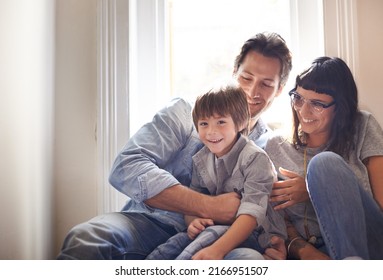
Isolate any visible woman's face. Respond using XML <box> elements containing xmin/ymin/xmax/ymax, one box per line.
<box><xmin>293</xmin><ymin>86</ymin><xmax>336</xmax><ymax>146</ymax></box>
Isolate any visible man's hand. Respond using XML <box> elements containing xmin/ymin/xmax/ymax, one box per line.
<box><xmin>263</xmin><ymin>236</ymin><xmax>287</xmax><ymax>260</ymax></box>
<box><xmin>271</xmin><ymin>167</ymin><xmax>309</xmax><ymax>210</ymax></box>
<box><xmin>145</xmin><ymin>185</ymin><xmax>240</xmax><ymax>224</ymax></box>
<box><xmin>205</xmin><ymin>192</ymin><xmax>241</xmax><ymax>224</ymax></box>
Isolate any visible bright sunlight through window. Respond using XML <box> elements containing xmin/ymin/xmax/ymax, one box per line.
<box><xmin>168</xmin><ymin>0</ymin><xmax>323</xmax><ymax>131</ymax></box>
<box><xmin>128</xmin><ymin>0</ymin><xmax>324</xmax><ymax>135</ymax></box>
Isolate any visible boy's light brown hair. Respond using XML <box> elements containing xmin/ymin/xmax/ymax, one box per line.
<box><xmin>192</xmin><ymin>82</ymin><xmax>250</xmax><ymax>135</ymax></box>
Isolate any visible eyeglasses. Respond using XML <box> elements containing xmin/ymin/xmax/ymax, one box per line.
<box><xmin>289</xmin><ymin>90</ymin><xmax>335</xmax><ymax>114</ymax></box>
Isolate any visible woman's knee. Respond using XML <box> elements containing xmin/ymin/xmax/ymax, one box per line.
<box><xmin>306</xmin><ymin>151</ymin><xmax>356</xmax><ymax>198</ymax></box>
<box><xmin>307</xmin><ymin>151</ymin><xmax>344</xmax><ymax>174</ymax></box>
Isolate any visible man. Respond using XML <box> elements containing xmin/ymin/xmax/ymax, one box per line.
<box><xmin>57</xmin><ymin>32</ymin><xmax>292</xmax><ymax>260</ymax></box>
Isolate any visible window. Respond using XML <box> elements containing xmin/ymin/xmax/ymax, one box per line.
<box><xmin>169</xmin><ymin>0</ymin><xmax>292</xmax><ymax>101</ymax></box>
<box><xmin>129</xmin><ymin>0</ymin><xmax>325</xmax><ymax>135</ymax></box>
<box><xmin>97</xmin><ymin>0</ymin><xmax>357</xmax><ymax>213</ymax></box>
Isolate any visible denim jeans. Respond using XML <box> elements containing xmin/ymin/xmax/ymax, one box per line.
<box><xmin>146</xmin><ymin>225</ymin><xmax>264</xmax><ymax>260</ymax></box>
<box><xmin>225</xmin><ymin>248</ymin><xmax>264</xmax><ymax>260</ymax></box>
<box><xmin>57</xmin><ymin>212</ymin><xmax>178</xmax><ymax>259</ymax></box>
<box><xmin>307</xmin><ymin>152</ymin><xmax>383</xmax><ymax>260</ymax></box>
<box><xmin>57</xmin><ymin>213</ymin><xmax>263</xmax><ymax>260</ymax></box>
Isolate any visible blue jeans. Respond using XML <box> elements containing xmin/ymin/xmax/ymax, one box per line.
<box><xmin>57</xmin><ymin>213</ymin><xmax>262</xmax><ymax>260</ymax></box>
<box><xmin>146</xmin><ymin>225</ymin><xmax>264</xmax><ymax>260</ymax></box>
<box><xmin>57</xmin><ymin>212</ymin><xmax>177</xmax><ymax>259</ymax></box>
<box><xmin>307</xmin><ymin>152</ymin><xmax>383</xmax><ymax>260</ymax></box>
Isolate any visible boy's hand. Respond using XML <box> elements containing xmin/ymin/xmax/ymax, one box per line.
<box><xmin>187</xmin><ymin>218</ymin><xmax>214</xmax><ymax>239</ymax></box>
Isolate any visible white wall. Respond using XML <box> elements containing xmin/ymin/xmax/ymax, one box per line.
<box><xmin>356</xmin><ymin>0</ymin><xmax>383</xmax><ymax>125</ymax></box>
<box><xmin>53</xmin><ymin>0</ymin><xmax>98</xmax><ymax>257</ymax></box>
<box><xmin>0</xmin><ymin>0</ymin><xmax>98</xmax><ymax>259</ymax></box>
<box><xmin>0</xmin><ymin>0</ymin><xmax>55</xmax><ymax>259</ymax></box>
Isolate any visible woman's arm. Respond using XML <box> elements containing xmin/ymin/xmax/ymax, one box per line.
<box><xmin>364</xmin><ymin>155</ymin><xmax>383</xmax><ymax>209</ymax></box>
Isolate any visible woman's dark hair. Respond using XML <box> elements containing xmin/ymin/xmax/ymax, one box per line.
<box><xmin>234</xmin><ymin>32</ymin><xmax>292</xmax><ymax>87</ymax></box>
<box><xmin>291</xmin><ymin>56</ymin><xmax>359</xmax><ymax>157</ymax></box>
<box><xmin>192</xmin><ymin>82</ymin><xmax>250</xmax><ymax>135</ymax></box>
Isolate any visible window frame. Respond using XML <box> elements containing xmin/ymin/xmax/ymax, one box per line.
<box><xmin>97</xmin><ymin>0</ymin><xmax>358</xmax><ymax>213</ymax></box>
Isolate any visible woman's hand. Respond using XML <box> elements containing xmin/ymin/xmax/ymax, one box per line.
<box><xmin>271</xmin><ymin>167</ymin><xmax>310</xmax><ymax>210</ymax></box>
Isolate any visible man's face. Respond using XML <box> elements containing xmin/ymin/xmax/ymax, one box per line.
<box><xmin>234</xmin><ymin>50</ymin><xmax>283</xmax><ymax>126</ymax></box>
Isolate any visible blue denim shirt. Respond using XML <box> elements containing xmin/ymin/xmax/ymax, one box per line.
<box><xmin>109</xmin><ymin>98</ymin><xmax>272</xmax><ymax>231</ymax></box>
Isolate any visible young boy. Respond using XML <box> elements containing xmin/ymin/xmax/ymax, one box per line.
<box><xmin>146</xmin><ymin>82</ymin><xmax>286</xmax><ymax>260</ymax></box>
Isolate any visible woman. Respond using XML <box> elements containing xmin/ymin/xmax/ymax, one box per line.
<box><xmin>265</xmin><ymin>56</ymin><xmax>383</xmax><ymax>259</ymax></box>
